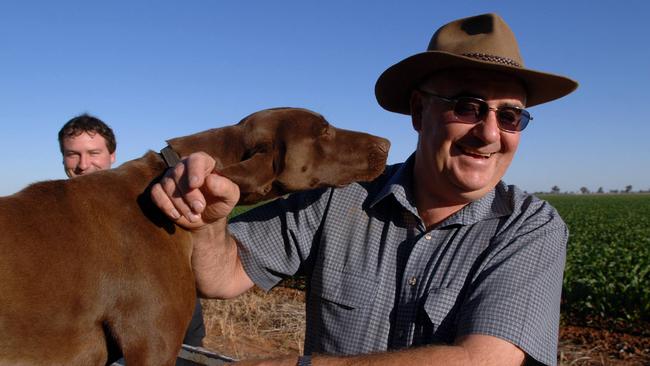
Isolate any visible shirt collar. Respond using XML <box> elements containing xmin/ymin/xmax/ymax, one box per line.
<box><xmin>370</xmin><ymin>153</ymin><xmax>419</xmax><ymax>218</ymax></box>
<box><xmin>370</xmin><ymin>154</ymin><xmax>512</xmax><ymax>227</ymax></box>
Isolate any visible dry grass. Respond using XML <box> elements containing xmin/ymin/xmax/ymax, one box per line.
<box><xmin>558</xmin><ymin>344</ymin><xmax>614</xmax><ymax>365</ymax></box>
<box><xmin>200</xmin><ymin>286</ymin><xmax>305</xmax><ymax>361</ymax></box>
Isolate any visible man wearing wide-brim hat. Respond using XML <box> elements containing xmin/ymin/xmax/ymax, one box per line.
<box><xmin>152</xmin><ymin>12</ymin><xmax>577</xmax><ymax>366</ymax></box>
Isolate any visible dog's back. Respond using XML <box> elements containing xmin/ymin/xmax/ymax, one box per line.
<box><xmin>0</xmin><ymin>155</ymin><xmax>196</xmax><ymax>365</ymax></box>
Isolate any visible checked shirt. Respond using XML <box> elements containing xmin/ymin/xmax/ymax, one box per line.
<box><xmin>230</xmin><ymin>156</ymin><xmax>567</xmax><ymax>366</ymax></box>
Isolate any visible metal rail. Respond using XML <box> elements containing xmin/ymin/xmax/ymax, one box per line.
<box><xmin>110</xmin><ymin>344</ymin><xmax>236</xmax><ymax>365</ymax></box>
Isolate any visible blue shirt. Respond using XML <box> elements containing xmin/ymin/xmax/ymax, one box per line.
<box><xmin>230</xmin><ymin>156</ymin><xmax>567</xmax><ymax>366</ymax></box>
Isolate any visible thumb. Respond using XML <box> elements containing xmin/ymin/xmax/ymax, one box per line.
<box><xmin>200</xmin><ymin>173</ymin><xmax>240</xmax><ymax>223</ymax></box>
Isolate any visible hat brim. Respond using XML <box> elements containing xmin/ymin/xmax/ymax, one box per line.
<box><xmin>375</xmin><ymin>51</ymin><xmax>578</xmax><ymax>115</ymax></box>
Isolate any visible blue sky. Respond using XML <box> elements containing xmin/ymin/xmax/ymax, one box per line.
<box><xmin>1</xmin><ymin>0</ymin><xmax>649</xmax><ymax>195</ymax></box>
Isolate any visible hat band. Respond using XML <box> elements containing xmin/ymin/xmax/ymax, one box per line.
<box><xmin>462</xmin><ymin>53</ymin><xmax>521</xmax><ymax>67</ymax></box>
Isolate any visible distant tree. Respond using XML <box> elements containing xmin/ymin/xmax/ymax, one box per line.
<box><xmin>610</xmin><ymin>189</ymin><xmax>619</xmax><ymax>194</ymax></box>
<box><xmin>597</xmin><ymin>187</ymin><xmax>604</xmax><ymax>194</ymax></box>
<box><xmin>551</xmin><ymin>185</ymin><xmax>561</xmax><ymax>194</ymax></box>
<box><xmin>624</xmin><ymin>185</ymin><xmax>633</xmax><ymax>193</ymax></box>
<box><xmin>580</xmin><ymin>187</ymin><xmax>590</xmax><ymax>194</ymax></box>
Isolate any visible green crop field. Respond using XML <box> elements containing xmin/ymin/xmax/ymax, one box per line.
<box><xmin>540</xmin><ymin>194</ymin><xmax>650</xmax><ymax>334</ymax></box>
<box><xmin>233</xmin><ymin>193</ymin><xmax>650</xmax><ymax>335</ymax></box>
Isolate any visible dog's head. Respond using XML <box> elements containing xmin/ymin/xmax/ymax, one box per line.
<box><xmin>240</xmin><ymin>108</ymin><xmax>390</xmax><ymax>193</ymax></box>
<box><xmin>167</xmin><ymin>107</ymin><xmax>390</xmax><ymax>204</ymax></box>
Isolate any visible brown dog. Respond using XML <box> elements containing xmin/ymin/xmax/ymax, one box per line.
<box><xmin>0</xmin><ymin>108</ymin><xmax>389</xmax><ymax>366</ymax></box>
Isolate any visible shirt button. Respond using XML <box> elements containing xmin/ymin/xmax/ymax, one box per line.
<box><xmin>408</xmin><ymin>276</ymin><xmax>417</xmax><ymax>286</ymax></box>
<box><xmin>425</xmin><ymin>234</ymin><xmax>432</xmax><ymax>240</ymax></box>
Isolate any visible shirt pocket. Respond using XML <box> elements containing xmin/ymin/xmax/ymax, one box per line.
<box><xmin>317</xmin><ymin>270</ymin><xmax>378</xmax><ymax>309</ymax></box>
<box><xmin>416</xmin><ymin>287</ymin><xmax>460</xmax><ymax>344</ymax></box>
<box><xmin>307</xmin><ymin>271</ymin><xmax>379</xmax><ymax>354</ymax></box>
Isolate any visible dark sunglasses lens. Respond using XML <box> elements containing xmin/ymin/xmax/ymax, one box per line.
<box><xmin>496</xmin><ymin>108</ymin><xmax>521</xmax><ymax>131</ymax></box>
<box><xmin>497</xmin><ymin>108</ymin><xmax>530</xmax><ymax>132</ymax></box>
<box><xmin>453</xmin><ymin>98</ymin><xmax>484</xmax><ymax>122</ymax></box>
<box><xmin>451</xmin><ymin>97</ymin><xmax>531</xmax><ymax>132</ymax></box>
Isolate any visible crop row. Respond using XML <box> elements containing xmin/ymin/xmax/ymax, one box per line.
<box><xmin>541</xmin><ymin>194</ymin><xmax>650</xmax><ymax>334</ymax></box>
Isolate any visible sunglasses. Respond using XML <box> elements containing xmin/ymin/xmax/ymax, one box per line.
<box><xmin>418</xmin><ymin>90</ymin><xmax>533</xmax><ymax>132</ymax></box>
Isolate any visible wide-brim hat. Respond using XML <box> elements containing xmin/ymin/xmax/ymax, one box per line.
<box><xmin>375</xmin><ymin>13</ymin><xmax>578</xmax><ymax>115</ymax></box>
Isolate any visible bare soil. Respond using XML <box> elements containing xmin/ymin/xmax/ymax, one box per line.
<box><xmin>558</xmin><ymin>326</ymin><xmax>649</xmax><ymax>365</ymax></box>
<box><xmin>200</xmin><ymin>287</ymin><xmax>650</xmax><ymax>365</ymax></box>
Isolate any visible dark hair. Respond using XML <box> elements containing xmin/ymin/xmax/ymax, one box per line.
<box><xmin>58</xmin><ymin>114</ymin><xmax>116</xmax><ymax>154</ymax></box>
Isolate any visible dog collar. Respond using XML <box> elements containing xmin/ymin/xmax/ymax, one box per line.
<box><xmin>160</xmin><ymin>145</ymin><xmax>181</xmax><ymax>167</ymax></box>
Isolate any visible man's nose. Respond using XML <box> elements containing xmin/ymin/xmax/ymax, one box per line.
<box><xmin>78</xmin><ymin>154</ymin><xmax>91</xmax><ymax>170</ymax></box>
<box><xmin>472</xmin><ymin>110</ymin><xmax>501</xmax><ymax>144</ymax></box>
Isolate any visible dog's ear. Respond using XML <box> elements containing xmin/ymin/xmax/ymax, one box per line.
<box><xmin>217</xmin><ymin>152</ymin><xmax>276</xmax><ymax>203</ymax></box>
<box><xmin>242</xmin><ymin>113</ymin><xmax>278</xmax><ymax>148</ymax></box>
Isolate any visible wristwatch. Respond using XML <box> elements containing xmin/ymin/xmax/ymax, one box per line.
<box><xmin>297</xmin><ymin>355</ymin><xmax>312</xmax><ymax>366</ymax></box>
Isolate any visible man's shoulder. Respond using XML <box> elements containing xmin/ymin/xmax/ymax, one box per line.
<box><xmin>495</xmin><ymin>182</ymin><xmax>567</xmax><ymax>234</ymax></box>
<box><xmin>497</xmin><ymin>182</ymin><xmax>557</xmax><ymax>213</ymax></box>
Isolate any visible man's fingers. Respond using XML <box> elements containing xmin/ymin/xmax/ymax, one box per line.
<box><xmin>150</xmin><ymin>183</ymin><xmax>181</xmax><ymax>220</ymax></box>
<box><xmin>200</xmin><ymin>173</ymin><xmax>240</xmax><ymax>223</ymax></box>
<box><xmin>186</xmin><ymin>152</ymin><xmax>217</xmax><ymax>190</ymax></box>
<box><xmin>151</xmin><ymin>183</ymin><xmax>208</xmax><ymax>229</ymax></box>
<box><xmin>204</xmin><ymin>173</ymin><xmax>240</xmax><ymax>205</ymax></box>
<box><xmin>150</xmin><ymin>151</ymin><xmax>232</xmax><ymax>227</ymax></box>
<box><xmin>160</xmin><ymin>163</ymin><xmax>205</xmax><ymax>222</ymax></box>
<box><xmin>171</xmin><ymin>162</ymin><xmax>192</xmax><ymax>196</ymax></box>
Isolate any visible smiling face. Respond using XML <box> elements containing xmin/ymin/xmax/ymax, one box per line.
<box><xmin>62</xmin><ymin>132</ymin><xmax>116</xmax><ymax>178</ymax></box>
<box><xmin>411</xmin><ymin>68</ymin><xmax>527</xmax><ymax>206</ymax></box>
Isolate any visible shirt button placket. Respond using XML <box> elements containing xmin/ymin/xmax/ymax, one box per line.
<box><xmin>397</xmin><ymin>232</ymin><xmax>432</xmax><ymax>347</ymax></box>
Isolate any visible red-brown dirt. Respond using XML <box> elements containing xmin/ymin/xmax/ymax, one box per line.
<box><xmin>558</xmin><ymin>326</ymin><xmax>649</xmax><ymax>365</ymax></box>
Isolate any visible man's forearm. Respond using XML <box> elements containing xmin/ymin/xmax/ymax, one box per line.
<box><xmin>190</xmin><ymin>218</ymin><xmax>254</xmax><ymax>299</ymax></box>
<box><xmin>235</xmin><ymin>334</ymin><xmax>524</xmax><ymax>366</ymax></box>
<box><xmin>310</xmin><ymin>334</ymin><xmax>524</xmax><ymax>366</ymax></box>
<box><xmin>236</xmin><ymin>345</ymin><xmax>475</xmax><ymax>366</ymax></box>
<box><xmin>310</xmin><ymin>345</ymin><xmax>469</xmax><ymax>366</ymax></box>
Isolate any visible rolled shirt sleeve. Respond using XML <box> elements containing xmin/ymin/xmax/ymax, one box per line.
<box><xmin>229</xmin><ymin>188</ymin><xmax>331</xmax><ymax>291</ymax></box>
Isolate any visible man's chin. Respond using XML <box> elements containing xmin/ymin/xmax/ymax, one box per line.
<box><xmin>451</xmin><ymin>177</ymin><xmax>498</xmax><ymax>201</ymax></box>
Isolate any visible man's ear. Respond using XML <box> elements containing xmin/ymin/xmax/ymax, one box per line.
<box><xmin>410</xmin><ymin>91</ymin><xmax>423</xmax><ymax>132</ymax></box>
<box><xmin>110</xmin><ymin>152</ymin><xmax>116</xmax><ymax>165</ymax></box>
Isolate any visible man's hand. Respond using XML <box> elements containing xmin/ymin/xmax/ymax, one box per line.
<box><xmin>151</xmin><ymin>152</ymin><xmax>240</xmax><ymax>230</ymax></box>
<box><xmin>151</xmin><ymin>152</ymin><xmax>253</xmax><ymax>298</ymax></box>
